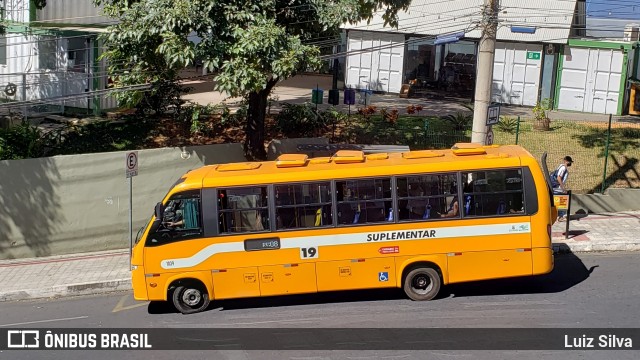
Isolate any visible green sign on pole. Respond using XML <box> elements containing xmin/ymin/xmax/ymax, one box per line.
<box><xmin>527</xmin><ymin>52</ymin><xmax>541</xmax><ymax>60</ymax></box>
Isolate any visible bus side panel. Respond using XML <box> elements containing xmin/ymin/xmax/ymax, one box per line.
<box><xmin>395</xmin><ymin>254</ymin><xmax>449</xmax><ymax>286</ymax></box>
<box><xmin>211</xmin><ymin>267</ymin><xmax>261</xmax><ymax>300</ymax></box>
<box><xmin>316</xmin><ymin>257</ymin><xmax>396</xmax><ymax>292</ymax></box>
<box><xmin>532</xmin><ymin>248</ymin><xmax>554</xmax><ymax>275</ymax></box>
<box><xmin>132</xmin><ymin>242</ymin><xmax>148</xmax><ymax>300</ymax></box>
<box><xmin>258</xmin><ymin>263</ymin><xmax>318</xmax><ymax>296</ymax></box>
<box><xmin>523</xmin><ymin>157</ymin><xmax>554</xmax><ymax>249</ymax></box>
<box><xmin>132</xmin><ymin>266</ymin><xmax>148</xmax><ymax>301</ymax></box>
<box><xmin>145</xmin><ymin>271</ymin><xmax>213</xmax><ymax>301</ymax></box>
<box><xmin>447</xmin><ymin>249</ymin><xmax>533</xmax><ymax>283</ymax></box>
<box><xmin>522</xmin><ymin>157</ymin><xmax>555</xmax><ymax>276</ymax></box>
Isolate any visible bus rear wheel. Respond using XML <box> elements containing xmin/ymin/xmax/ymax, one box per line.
<box><xmin>403</xmin><ymin>267</ymin><xmax>441</xmax><ymax>301</ymax></box>
<box><xmin>172</xmin><ymin>284</ymin><xmax>210</xmax><ymax>314</ymax></box>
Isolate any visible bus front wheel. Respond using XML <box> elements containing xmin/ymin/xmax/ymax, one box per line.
<box><xmin>403</xmin><ymin>267</ymin><xmax>441</xmax><ymax>301</ymax></box>
<box><xmin>172</xmin><ymin>284</ymin><xmax>210</xmax><ymax>314</ymax></box>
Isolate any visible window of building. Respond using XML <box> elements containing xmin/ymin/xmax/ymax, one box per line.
<box><xmin>0</xmin><ymin>35</ymin><xmax>6</xmax><ymax>66</ymax></box>
<box><xmin>275</xmin><ymin>182</ymin><xmax>332</xmax><ymax>230</ymax></box>
<box><xmin>38</xmin><ymin>35</ymin><xmax>58</xmax><ymax>70</ymax></box>
<box><xmin>147</xmin><ymin>190</ymin><xmax>202</xmax><ymax>246</ymax></box>
<box><xmin>67</xmin><ymin>37</ymin><xmax>87</xmax><ymax>72</ymax></box>
<box><xmin>396</xmin><ymin>173</ymin><xmax>458</xmax><ymax>221</ymax></box>
<box><xmin>461</xmin><ymin>169</ymin><xmax>525</xmax><ymax>217</ymax></box>
<box><xmin>336</xmin><ymin>178</ymin><xmax>392</xmax><ymax>225</ymax></box>
<box><xmin>218</xmin><ymin>187</ymin><xmax>269</xmax><ymax>234</ymax></box>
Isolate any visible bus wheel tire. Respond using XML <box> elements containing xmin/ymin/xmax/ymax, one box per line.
<box><xmin>172</xmin><ymin>285</ymin><xmax>210</xmax><ymax>314</ymax></box>
<box><xmin>403</xmin><ymin>267</ymin><xmax>441</xmax><ymax>301</ymax></box>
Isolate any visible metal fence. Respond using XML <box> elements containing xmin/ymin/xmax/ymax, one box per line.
<box><xmin>502</xmin><ymin>116</ymin><xmax>640</xmax><ymax>195</ymax></box>
<box><xmin>331</xmin><ymin>115</ymin><xmax>640</xmax><ymax>195</ymax></box>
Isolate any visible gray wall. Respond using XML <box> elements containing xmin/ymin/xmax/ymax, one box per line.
<box><xmin>0</xmin><ymin>144</ymin><xmax>245</xmax><ymax>260</ymax></box>
<box><xmin>2</xmin><ymin>139</ymin><xmax>638</xmax><ymax>259</ymax></box>
<box><xmin>572</xmin><ymin>189</ymin><xmax>640</xmax><ymax>214</ymax></box>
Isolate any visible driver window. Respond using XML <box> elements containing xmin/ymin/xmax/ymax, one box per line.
<box><xmin>149</xmin><ymin>191</ymin><xmax>202</xmax><ymax>245</ymax></box>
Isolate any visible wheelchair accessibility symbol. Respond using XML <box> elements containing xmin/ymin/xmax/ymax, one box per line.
<box><xmin>378</xmin><ymin>272</ymin><xmax>389</xmax><ymax>282</ymax></box>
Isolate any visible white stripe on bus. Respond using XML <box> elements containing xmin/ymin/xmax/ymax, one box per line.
<box><xmin>160</xmin><ymin>222</ymin><xmax>531</xmax><ymax>269</ymax></box>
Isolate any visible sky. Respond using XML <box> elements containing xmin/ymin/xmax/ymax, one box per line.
<box><xmin>587</xmin><ymin>0</ymin><xmax>640</xmax><ymax>20</ymax></box>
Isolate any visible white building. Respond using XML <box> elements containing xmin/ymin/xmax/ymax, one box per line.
<box><xmin>340</xmin><ymin>0</ymin><xmax>640</xmax><ymax>115</ymax></box>
<box><xmin>0</xmin><ymin>0</ymin><xmax>117</xmax><ymax>115</ymax></box>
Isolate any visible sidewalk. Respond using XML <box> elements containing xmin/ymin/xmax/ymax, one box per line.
<box><xmin>1</xmin><ymin>211</ymin><xmax>639</xmax><ymax>302</ymax></box>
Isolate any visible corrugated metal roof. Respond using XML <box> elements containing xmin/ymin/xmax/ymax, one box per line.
<box><xmin>343</xmin><ymin>0</ymin><xmax>578</xmax><ymax>44</ymax></box>
<box><xmin>36</xmin><ymin>0</ymin><xmax>112</xmax><ymax>26</ymax></box>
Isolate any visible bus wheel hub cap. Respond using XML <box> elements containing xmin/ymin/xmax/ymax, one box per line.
<box><xmin>183</xmin><ymin>289</ymin><xmax>201</xmax><ymax>306</ymax></box>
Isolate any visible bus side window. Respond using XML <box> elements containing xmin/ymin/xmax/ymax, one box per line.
<box><xmin>275</xmin><ymin>182</ymin><xmax>333</xmax><ymax>230</ymax></box>
<box><xmin>397</xmin><ymin>173</ymin><xmax>457</xmax><ymax>221</ymax></box>
<box><xmin>147</xmin><ymin>190</ymin><xmax>203</xmax><ymax>246</ymax></box>
<box><xmin>218</xmin><ymin>186</ymin><xmax>269</xmax><ymax>234</ymax></box>
<box><xmin>462</xmin><ymin>169</ymin><xmax>525</xmax><ymax>217</ymax></box>
<box><xmin>336</xmin><ymin>178</ymin><xmax>392</xmax><ymax>225</ymax></box>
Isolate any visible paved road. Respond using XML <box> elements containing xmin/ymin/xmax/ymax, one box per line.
<box><xmin>1</xmin><ymin>252</ymin><xmax>639</xmax><ymax>359</ymax></box>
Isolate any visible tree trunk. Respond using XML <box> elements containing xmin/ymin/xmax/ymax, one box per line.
<box><xmin>244</xmin><ymin>79</ymin><xmax>278</xmax><ymax>161</ymax></box>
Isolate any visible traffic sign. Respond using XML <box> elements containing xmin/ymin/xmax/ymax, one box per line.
<box><xmin>486</xmin><ymin>104</ymin><xmax>501</xmax><ymax>126</ymax></box>
<box><xmin>486</xmin><ymin>128</ymin><xmax>495</xmax><ymax>145</ymax></box>
<box><xmin>126</xmin><ymin>151</ymin><xmax>138</xmax><ymax>178</ymax></box>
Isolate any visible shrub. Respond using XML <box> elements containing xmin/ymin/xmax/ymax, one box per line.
<box><xmin>496</xmin><ymin>116</ymin><xmax>519</xmax><ymax>134</ymax></box>
<box><xmin>442</xmin><ymin>112</ymin><xmax>472</xmax><ymax>131</ymax></box>
<box><xmin>356</xmin><ymin>105</ymin><xmax>377</xmax><ymax>119</ymax></box>
<box><xmin>275</xmin><ymin>103</ymin><xmax>329</xmax><ymax>137</ymax></box>
<box><xmin>533</xmin><ymin>101</ymin><xmax>551</xmax><ymax>131</ymax></box>
<box><xmin>0</xmin><ymin>120</ymin><xmax>63</xmax><ymax>160</ymax></box>
<box><xmin>380</xmin><ymin>107</ymin><xmax>399</xmax><ymax>124</ymax></box>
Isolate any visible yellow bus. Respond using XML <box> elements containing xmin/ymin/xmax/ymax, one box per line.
<box><xmin>131</xmin><ymin>143</ymin><xmax>557</xmax><ymax>314</ymax></box>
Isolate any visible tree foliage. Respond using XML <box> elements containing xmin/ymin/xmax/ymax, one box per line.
<box><xmin>95</xmin><ymin>0</ymin><xmax>410</xmax><ymax>159</ymax></box>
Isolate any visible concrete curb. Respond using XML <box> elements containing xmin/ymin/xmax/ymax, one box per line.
<box><xmin>553</xmin><ymin>242</ymin><xmax>640</xmax><ymax>254</ymax></box>
<box><xmin>0</xmin><ymin>279</ymin><xmax>132</xmax><ymax>302</ymax></box>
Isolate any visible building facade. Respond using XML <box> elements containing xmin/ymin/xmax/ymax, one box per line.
<box><xmin>342</xmin><ymin>0</ymin><xmax>640</xmax><ymax>115</ymax></box>
<box><xmin>0</xmin><ymin>0</ymin><xmax>117</xmax><ymax>116</ymax></box>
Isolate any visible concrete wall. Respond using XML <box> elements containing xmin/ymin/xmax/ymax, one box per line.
<box><xmin>2</xmin><ymin>139</ymin><xmax>638</xmax><ymax>259</ymax></box>
<box><xmin>572</xmin><ymin>189</ymin><xmax>640</xmax><ymax>214</ymax></box>
<box><xmin>0</xmin><ymin>144</ymin><xmax>245</xmax><ymax>260</ymax></box>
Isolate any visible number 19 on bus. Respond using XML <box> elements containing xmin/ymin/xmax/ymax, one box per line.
<box><xmin>300</xmin><ymin>247</ymin><xmax>318</xmax><ymax>259</ymax></box>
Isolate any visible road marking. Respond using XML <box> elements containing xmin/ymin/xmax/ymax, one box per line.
<box><xmin>0</xmin><ymin>316</ymin><xmax>88</xmax><ymax>327</ymax></box>
<box><xmin>461</xmin><ymin>300</ymin><xmax>564</xmax><ymax>307</ymax></box>
<box><xmin>209</xmin><ymin>317</ymin><xmax>325</xmax><ymax>326</ymax></box>
<box><xmin>217</xmin><ymin>351</ymin><xmax>251</xmax><ymax>360</ymax></box>
<box><xmin>112</xmin><ymin>294</ymin><xmax>149</xmax><ymax>313</ymax></box>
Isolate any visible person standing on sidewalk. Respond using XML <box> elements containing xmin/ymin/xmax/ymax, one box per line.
<box><xmin>550</xmin><ymin>156</ymin><xmax>573</xmax><ymax>221</ymax></box>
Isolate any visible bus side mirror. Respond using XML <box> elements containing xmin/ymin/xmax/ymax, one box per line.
<box><xmin>154</xmin><ymin>202</ymin><xmax>164</xmax><ymax>222</ymax></box>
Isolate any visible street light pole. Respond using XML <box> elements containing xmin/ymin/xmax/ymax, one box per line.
<box><xmin>471</xmin><ymin>0</ymin><xmax>499</xmax><ymax>144</ymax></box>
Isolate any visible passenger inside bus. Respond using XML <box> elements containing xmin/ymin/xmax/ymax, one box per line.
<box><xmin>406</xmin><ymin>181</ymin><xmax>429</xmax><ymax>218</ymax></box>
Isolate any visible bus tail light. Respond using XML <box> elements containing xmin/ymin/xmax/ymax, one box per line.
<box><xmin>547</xmin><ymin>224</ymin><xmax>552</xmax><ymax>239</ymax></box>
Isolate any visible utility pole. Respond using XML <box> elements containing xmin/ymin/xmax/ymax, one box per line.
<box><xmin>471</xmin><ymin>0</ymin><xmax>499</xmax><ymax>144</ymax></box>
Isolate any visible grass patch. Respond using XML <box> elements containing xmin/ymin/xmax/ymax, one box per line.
<box><xmin>493</xmin><ymin>119</ymin><xmax>640</xmax><ymax>194</ymax></box>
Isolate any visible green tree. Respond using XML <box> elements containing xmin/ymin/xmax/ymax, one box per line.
<box><xmin>95</xmin><ymin>0</ymin><xmax>410</xmax><ymax>160</ymax></box>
